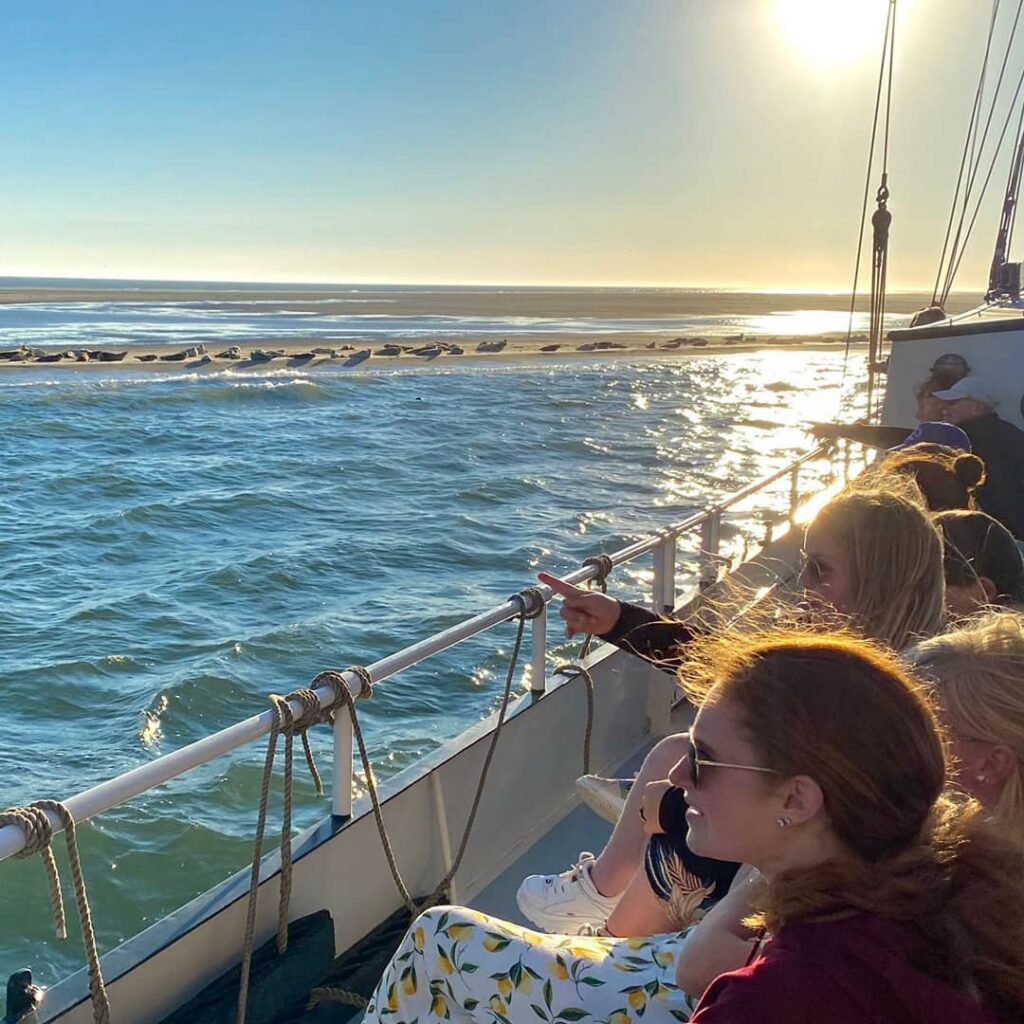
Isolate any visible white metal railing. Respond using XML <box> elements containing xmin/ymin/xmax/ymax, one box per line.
<box><xmin>0</xmin><ymin>440</ymin><xmax>854</xmax><ymax>863</ymax></box>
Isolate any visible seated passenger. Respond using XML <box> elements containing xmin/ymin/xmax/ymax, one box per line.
<box><xmin>910</xmin><ymin>611</ymin><xmax>1024</xmax><ymax>843</ymax></box>
<box><xmin>933</xmin><ymin>509</ymin><xmax>1024</xmax><ymax>615</ymax></box>
<box><xmin>875</xmin><ymin>442</ymin><xmax>986</xmax><ymax>511</ymax></box>
<box><xmin>363</xmin><ymin>632</ymin><xmax>1024</xmax><ymax>1024</ymax></box>
<box><xmin>930</xmin><ymin>377</ymin><xmax>1024</xmax><ymax>538</ymax></box>
<box><xmin>518</xmin><ymin>485</ymin><xmax>946</xmax><ymax>936</ymax></box>
<box><xmin>675</xmin><ymin>610</ymin><xmax>1024</xmax><ymax>1003</ymax></box>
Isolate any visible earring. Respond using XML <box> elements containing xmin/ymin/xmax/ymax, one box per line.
<box><xmin>976</xmin><ymin>774</ymin><xmax>988</xmax><ymax>783</ymax></box>
<box><xmin>776</xmin><ymin>817</ymin><xmax>791</xmax><ymax>828</ymax></box>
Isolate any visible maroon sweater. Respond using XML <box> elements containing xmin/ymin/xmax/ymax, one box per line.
<box><xmin>690</xmin><ymin>912</ymin><xmax>997</xmax><ymax>1024</ymax></box>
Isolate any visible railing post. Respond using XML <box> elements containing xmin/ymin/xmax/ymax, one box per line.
<box><xmin>651</xmin><ymin>539</ymin><xmax>665</xmax><ymax>613</ymax></box>
<box><xmin>843</xmin><ymin>437</ymin><xmax>851</xmax><ymax>482</ymax></box>
<box><xmin>659</xmin><ymin>534</ymin><xmax>677</xmax><ymax>613</ymax></box>
<box><xmin>333</xmin><ymin>712</ymin><xmax>354</xmax><ymax>818</ymax></box>
<box><xmin>531</xmin><ymin>604</ymin><xmax>548</xmax><ymax>691</ymax></box>
<box><xmin>789</xmin><ymin>465</ymin><xmax>800</xmax><ymax>521</ymax></box>
<box><xmin>699</xmin><ymin>512</ymin><xmax>721</xmax><ymax>591</ymax></box>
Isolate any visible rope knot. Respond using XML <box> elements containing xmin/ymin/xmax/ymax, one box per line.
<box><xmin>509</xmin><ymin>586</ymin><xmax>546</xmax><ymax>620</ymax></box>
<box><xmin>582</xmin><ymin>554</ymin><xmax>614</xmax><ymax>593</ymax></box>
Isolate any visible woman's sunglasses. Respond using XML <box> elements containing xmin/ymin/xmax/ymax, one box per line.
<box><xmin>686</xmin><ymin>736</ymin><xmax>779</xmax><ymax>788</ymax></box>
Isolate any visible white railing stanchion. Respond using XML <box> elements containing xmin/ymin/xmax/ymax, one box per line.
<box><xmin>531</xmin><ymin>604</ymin><xmax>548</xmax><ymax>692</ymax></box>
<box><xmin>651</xmin><ymin>538</ymin><xmax>665</xmax><ymax>613</ymax></box>
<box><xmin>659</xmin><ymin>534</ymin><xmax>677</xmax><ymax>613</ymax></box>
<box><xmin>699</xmin><ymin>512</ymin><xmax>721</xmax><ymax>591</ymax></box>
<box><xmin>789</xmin><ymin>465</ymin><xmax>800</xmax><ymax>520</ymax></box>
<box><xmin>333</xmin><ymin>710</ymin><xmax>354</xmax><ymax>818</ymax></box>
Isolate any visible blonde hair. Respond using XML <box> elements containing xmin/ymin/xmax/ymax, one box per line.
<box><xmin>910</xmin><ymin>611</ymin><xmax>1024</xmax><ymax>844</ymax></box>
<box><xmin>811</xmin><ymin>483</ymin><xmax>946</xmax><ymax>650</ymax></box>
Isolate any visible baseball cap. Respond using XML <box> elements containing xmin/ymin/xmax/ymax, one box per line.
<box><xmin>930</xmin><ymin>376</ymin><xmax>1000</xmax><ymax>408</ymax></box>
<box><xmin>890</xmin><ymin>421</ymin><xmax>973</xmax><ymax>452</ymax></box>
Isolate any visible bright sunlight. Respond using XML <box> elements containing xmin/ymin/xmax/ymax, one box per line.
<box><xmin>775</xmin><ymin>0</ymin><xmax>890</xmax><ymax>69</ymax></box>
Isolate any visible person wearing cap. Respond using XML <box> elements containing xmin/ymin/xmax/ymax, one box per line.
<box><xmin>931</xmin><ymin>377</ymin><xmax>1024</xmax><ymax>539</ymax></box>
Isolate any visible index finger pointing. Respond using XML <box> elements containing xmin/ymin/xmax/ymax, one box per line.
<box><xmin>537</xmin><ymin>571</ymin><xmax>587</xmax><ymax>600</ymax></box>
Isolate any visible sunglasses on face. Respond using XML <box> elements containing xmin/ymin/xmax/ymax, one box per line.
<box><xmin>685</xmin><ymin>735</ymin><xmax>779</xmax><ymax>789</ymax></box>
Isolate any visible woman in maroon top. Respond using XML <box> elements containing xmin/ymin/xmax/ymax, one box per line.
<box><xmin>672</xmin><ymin>631</ymin><xmax>1024</xmax><ymax>1023</ymax></box>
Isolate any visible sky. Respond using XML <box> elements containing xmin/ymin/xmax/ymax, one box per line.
<box><xmin>2</xmin><ymin>0</ymin><xmax>1022</xmax><ymax>290</ymax></box>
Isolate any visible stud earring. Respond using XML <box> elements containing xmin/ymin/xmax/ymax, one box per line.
<box><xmin>776</xmin><ymin>817</ymin><xmax>791</xmax><ymax>828</ymax></box>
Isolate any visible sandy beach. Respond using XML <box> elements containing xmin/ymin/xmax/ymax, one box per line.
<box><xmin>0</xmin><ymin>281</ymin><xmax>974</xmax><ymax>372</ymax></box>
<box><xmin>0</xmin><ymin>331</ymin><xmax>862</xmax><ymax>373</ymax></box>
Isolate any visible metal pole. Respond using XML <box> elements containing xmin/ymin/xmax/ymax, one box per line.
<box><xmin>332</xmin><ymin>712</ymin><xmax>354</xmax><ymax>818</ymax></box>
<box><xmin>659</xmin><ymin>535</ymin><xmax>677</xmax><ymax>613</ymax></box>
<box><xmin>699</xmin><ymin>512</ymin><xmax>721</xmax><ymax>591</ymax></box>
<box><xmin>789</xmin><ymin>466</ymin><xmax>800</xmax><ymax>520</ymax></box>
<box><xmin>531</xmin><ymin>605</ymin><xmax>547</xmax><ymax>692</ymax></box>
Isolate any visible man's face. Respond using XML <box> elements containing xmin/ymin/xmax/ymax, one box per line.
<box><xmin>941</xmin><ymin>398</ymin><xmax>987</xmax><ymax>424</ymax></box>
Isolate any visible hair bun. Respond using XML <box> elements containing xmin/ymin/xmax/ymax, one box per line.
<box><xmin>953</xmin><ymin>453</ymin><xmax>986</xmax><ymax>489</ymax></box>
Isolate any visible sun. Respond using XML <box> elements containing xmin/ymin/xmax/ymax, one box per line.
<box><xmin>775</xmin><ymin>0</ymin><xmax>890</xmax><ymax>69</ymax></box>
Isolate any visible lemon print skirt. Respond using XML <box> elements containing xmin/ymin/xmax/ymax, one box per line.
<box><xmin>365</xmin><ymin>904</ymin><xmax>697</xmax><ymax>1024</ymax></box>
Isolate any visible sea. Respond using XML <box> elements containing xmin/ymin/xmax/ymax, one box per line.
<box><xmin>0</xmin><ymin>280</ymin><xmax>908</xmax><ymax>986</ymax></box>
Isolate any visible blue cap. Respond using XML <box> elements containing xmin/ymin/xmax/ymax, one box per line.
<box><xmin>890</xmin><ymin>421</ymin><xmax>972</xmax><ymax>452</ymax></box>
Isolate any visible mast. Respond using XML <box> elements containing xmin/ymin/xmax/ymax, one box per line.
<box><xmin>986</xmin><ymin>124</ymin><xmax>1024</xmax><ymax>302</ymax></box>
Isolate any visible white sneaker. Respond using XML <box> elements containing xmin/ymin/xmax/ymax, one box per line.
<box><xmin>516</xmin><ymin>852</ymin><xmax>620</xmax><ymax>932</ymax></box>
<box><xmin>574</xmin><ymin>775</ymin><xmax>634</xmax><ymax>824</ymax></box>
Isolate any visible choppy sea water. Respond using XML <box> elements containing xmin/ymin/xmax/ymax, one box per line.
<box><xmin>0</xmin><ymin>349</ymin><xmax>865</xmax><ymax>985</ymax></box>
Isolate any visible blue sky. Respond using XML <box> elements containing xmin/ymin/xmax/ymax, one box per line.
<box><xmin>1</xmin><ymin>1</ymin><xmax>1018</xmax><ymax>288</ymax></box>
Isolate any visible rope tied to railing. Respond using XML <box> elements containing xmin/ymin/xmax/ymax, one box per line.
<box><xmin>582</xmin><ymin>553</ymin><xmax>613</xmax><ymax>594</ymax></box>
<box><xmin>235</xmin><ymin>672</ymin><xmax>371</xmax><ymax>1024</ymax></box>
<box><xmin>308</xmin><ymin>597</ymin><xmax>533</xmax><ymax>1013</ymax></box>
<box><xmin>0</xmin><ymin>802</ymin><xmax>111</xmax><ymax>1024</ymax></box>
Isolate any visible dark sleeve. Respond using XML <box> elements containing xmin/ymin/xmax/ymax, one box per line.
<box><xmin>818</xmin><ymin>422</ymin><xmax>911</xmax><ymax>449</ymax></box>
<box><xmin>599</xmin><ymin>600</ymin><xmax>698</xmax><ymax>674</ymax></box>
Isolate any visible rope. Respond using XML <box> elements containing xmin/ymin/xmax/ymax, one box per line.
<box><xmin>550</xmin><ymin>663</ymin><xmax>596</xmax><ymax>775</ymax></box>
<box><xmin>306</xmin><ymin>598</ymin><xmax>533</xmax><ymax>1012</ymax></box>
<box><xmin>838</xmin><ymin>0</ymin><xmax>897</xmax><ymax>420</ymax></box>
<box><xmin>0</xmin><ymin>802</ymin><xmax>111</xmax><ymax>1024</ymax></box>
<box><xmin>937</xmin><ymin>0</ymin><xmax>1024</xmax><ymax>306</ymax></box>
<box><xmin>235</xmin><ymin>677</ymin><xmax>354</xmax><ymax>1024</ymax></box>
<box><xmin>579</xmin><ymin>554</ymin><xmax>613</xmax><ymax>661</ymax></box>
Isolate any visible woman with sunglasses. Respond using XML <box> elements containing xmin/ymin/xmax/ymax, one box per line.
<box><xmin>518</xmin><ymin>484</ymin><xmax>946</xmax><ymax>939</ymax></box>
<box><xmin>362</xmin><ymin>629</ymin><xmax>1023</xmax><ymax>1023</ymax></box>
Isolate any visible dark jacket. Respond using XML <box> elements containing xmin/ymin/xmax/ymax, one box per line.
<box><xmin>599</xmin><ymin>600</ymin><xmax>696</xmax><ymax>673</ymax></box>
<box><xmin>960</xmin><ymin>412</ymin><xmax>1024</xmax><ymax>539</ymax></box>
<box><xmin>691</xmin><ymin>912</ymin><xmax>998</xmax><ymax>1024</ymax></box>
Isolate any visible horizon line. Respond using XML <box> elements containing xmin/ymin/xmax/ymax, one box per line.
<box><xmin>0</xmin><ymin>272</ymin><xmax>985</xmax><ymax>295</ymax></box>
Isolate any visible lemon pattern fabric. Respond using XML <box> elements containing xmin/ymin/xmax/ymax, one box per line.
<box><xmin>365</xmin><ymin>905</ymin><xmax>696</xmax><ymax>1024</ymax></box>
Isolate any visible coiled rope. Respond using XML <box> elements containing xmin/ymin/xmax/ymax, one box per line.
<box><xmin>0</xmin><ymin>802</ymin><xmax>111</xmax><ymax>1024</ymax></box>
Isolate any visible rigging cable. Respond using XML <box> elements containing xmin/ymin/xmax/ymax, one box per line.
<box><xmin>866</xmin><ymin>2</ymin><xmax>897</xmax><ymax>421</ymax></box>
<box><xmin>937</xmin><ymin>0</ymin><xmax>1024</xmax><ymax>306</ymax></box>
<box><xmin>945</xmin><ymin>53</ymin><xmax>1024</xmax><ymax>304</ymax></box>
<box><xmin>932</xmin><ymin>0</ymin><xmax>1004</xmax><ymax>306</ymax></box>
<box><xmin>837</xmin><ymin>0</ymin><xmax>898</xmax><ymax>420</ymax></box>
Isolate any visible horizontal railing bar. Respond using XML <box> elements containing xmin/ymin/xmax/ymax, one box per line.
<box><xmin>0</xmin><ymin>442</ymin><xmax>840</xmax><ymax>863</ymax></box>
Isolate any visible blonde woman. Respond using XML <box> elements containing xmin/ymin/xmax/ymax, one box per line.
<box><xmin>518</xmin><ymin>484</ymin><xmax>946</xmax><ymax>937</ymax></box>
<box><xmin>910</xmin><ymin>611</ymin><xmax>1024</xmax><ymax>842</ymax></box>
